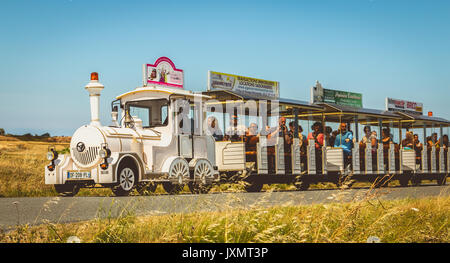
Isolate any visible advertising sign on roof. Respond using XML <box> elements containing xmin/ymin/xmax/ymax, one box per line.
<box><xmin>144</xmin><ymin>57</ymin><xmax>184</xmax><ymax>88</ymax></box>
<box><xmin>311</xmin><ymin>81</ymin><xmax>363</xmax><ymax>108</ymax></box>
<box><xmin>386</xmin><ymin>97</ymin><xmax>423</xmax><ymax>115</ymax></box>
<box><xmin>207</xmin><ymin>71</ymin><xmax>279</xmax><ymax>100</ymax></box>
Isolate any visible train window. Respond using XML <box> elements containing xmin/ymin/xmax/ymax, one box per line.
<box><xmin>129</xmin><ymin>105</ymin><xmax>150</xmax><ymax>127</ymax></box>
<box><xmin>127</xmin><ymin>99</ymin><xmax>169</xmax><ymax>128</ymax></box>
<box><xmin>161</xmin><ymin>105</ymin><xmax>168</xmax><ymax>125</ymax></box>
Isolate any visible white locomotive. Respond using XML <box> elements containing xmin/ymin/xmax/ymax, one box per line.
<box><xmin>45</xmin><ymin>60</ymin><xmax>221</xmax><ymax>196</ymax></box>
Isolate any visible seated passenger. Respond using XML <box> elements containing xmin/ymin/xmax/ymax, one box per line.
<box><xmin>382</xmin><ymin>128</ymin><xmax>392</xmax><ymax>148</ymax></box>
<box><xmin>360</xmin><ymin>126</ymin><xmax>377</xmax><ymax>149</ymax></box>
<box><xmin>371</xmin><ymin>131</ymin><xmax>379</xmax><ymax>145</ymax></box>
<box><xmin>245</xmin><ymin>123</ymin><xmax>259</xmax><ymax>162</ymax></box>
<box><xmin>427</xmin><ymin>133</ymin><xmax>439</xmax><ymax>149</ymax></box>
<box><xmin>334</xmin><ymin>123</ymin><xmax>354</xmax><ymax>164</ymax></box>
<box><xmin>401</xmin><ymin>131</ymin><xmax>414</xmax><ymax>150</ymax></box>
<box><xmin>267</xmin><ymin>117</ymin><xmax>291</xmax><ymax>146</ymax></box>
<box><xmin>426</xmin><ymin>136</ymin><xmax>433</xmax><ymax>148</ymax></box>
<box><xmin>414</xmin><ymin>134</ymin><xmax>423</xmax><ymax>150</ymax></box>
<box><xmin>289</xmin><ymin>122</ymin><xmax>307</xmax><ymax>169</ymax></box>
<box><xmin>205</xmin><ymin>116</ymin><xmax>223</xmax><ymax>141</ymax></box>
<box><xmin>307</xmin><ymin>122</ymin><xmax>324</xmax><ymax>173</ymax></box>
<box><xmin>442</xmin><ymin>135</ymin><xmax>449</xmax><ymax>150</ymax></box>
<box><xmin>307</xmin><ymin>122</ymin><xmax>324</xmax><ymax>150</ymax></box>
<box><xmin>247</xmin><ymin>122</ymin><xmax>259</xmax><ymax>136</ymax></box>
<box><xmin>267</xmin><ymin>117</ymin><xmax>293</xmax><ymax>172</ymax></box>
<box><xmin>381</xmin><ymin>128</ymin><xmax>393</xmax><ymax>169</ymax></box>
<box><xmin>324</xmin><ymin>126</ymin><xmax>333</xmax><ymax>147</ymax></box>
<box><xmin>288</xmin><ymin>121</ymin><xmax>307</xmax><ymax>146</ymax></box>
<box><xmin>414</xmin><ymin>134</ymin><xmax>423</xmax><ymax>164</ymax></box>
<box><xmin>361</xmin><ymin>126</ymin><xmax>372</xmax><ymax>144</ymax></box>
<box><xmin>224</xmin><ymin>114</ymin><xmax>246</xmax><ymax>142</ymax></box>
<box><xmin>245</xmin><ymin>123</ymin><xmax>260</xmax><ymax>149</ymax></box>
<box><xmin>329</xmin><ymin>130</ymin><xmax>338</xmax><ymax>147</ymax></box>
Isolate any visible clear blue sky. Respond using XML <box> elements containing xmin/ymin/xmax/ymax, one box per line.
<box><xmin>0</xmin><ymin>0</ymin><xmax>449</xmax><ymax>136</ymax></box>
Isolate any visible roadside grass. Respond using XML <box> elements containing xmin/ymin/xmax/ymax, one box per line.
<box><xmin>1</xmin><ymin>195</ymin><xmax>448</xmax><ymax>243</ymax></box>
<box><xmin>0</xmin><ymin>140</ymin><xmax>448</xmax><ymax>197</ymax></box>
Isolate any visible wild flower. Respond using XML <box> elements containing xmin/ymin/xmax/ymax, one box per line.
<box><xmin>367</xmin><ymin>236</ymin><xmax>381</xmax><ymax>243</ymax></box>
<box><xmin>67</xmin><ymin>236</ymin><xmax>81</xmax><ymax>243</ymax></box>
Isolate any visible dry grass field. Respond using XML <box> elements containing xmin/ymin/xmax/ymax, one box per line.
<box><xmin>0</xmin><ymin>140</ymin><xmax>62</xmax><ymax>197</ymax></box>
<box><xmin>0</xmin><ymin>139</ymin><xmax>112</xmax><ymax>197</ymax></box>
<box><xmin>1</xmin><ymin>195</ymin><xmax>448</xmax><ymax>243</ymax></box>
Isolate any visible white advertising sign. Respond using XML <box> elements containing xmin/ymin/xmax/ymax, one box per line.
<box><xmin>207</xmin><ymin>71</ymin><xmax>279</xmax><ymax>100</ymax></box>
<box><xmin>386</xmin><ymin>97</ymin><xmax>423</xmax><ymax>115</ymax></box>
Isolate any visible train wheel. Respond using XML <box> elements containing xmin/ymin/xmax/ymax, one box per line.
<box><xmin>169</xmin><ymin>158</ymin><xmax>190</xmax><ymax>185</ymax></box>
<box><xmin>244</xmin><ymin>181</ymin><xmax>263</xmax><ymax>192</ymax></box>
<box><xmin>54</xmin><ymin>184</ymin><xmax>80</xmax><ymax>197</ymax></box>
<box><xmin>189</xmin><ymin>160</ymin><xmax>213</xmax><ymax>194</ymax></box>
<box><xmin>437</xmin><ymin>175</ymin><xmax>447</xmax><ymax>186</ymax></box>
<box><xmin>294</xmin><ymin>181</ymin><xmax>310</xmax><ymax>191</ymax></box>
<box><xmin>294</xmin><ymin>176</ymin><xmax>310</xmax><ymax>191</ymax></box>
<box><xmin>162</xmin><ymin>182</ymin><xmax>184</xmax><ymax>194</ymax></box>
<box><xmin>112</xmin><ymin>166</ymin><xmax>137</xmax><ymax>196</ymax></box>
<box><xmin>136</xmin><ymin>182</ymin><xmax>157</xmax><ymax>195</ymax></box>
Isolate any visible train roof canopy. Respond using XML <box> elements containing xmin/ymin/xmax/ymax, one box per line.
<box><xmin>202</xmin><ymin>90</ymin><xmax>323</xmax><ymax>112</ymax></box>
<box><xmin>395</xmin><ymin>112</ymin><xmax>450</xmax><ymax>126</ymax></box>
<box><xmin>317</xmin><ymin>103</ymin><xmax>402</xmax><ymax>121</ymax></box>
<box><xmin>117</xmin><ymin>86</ymin><xmax>210</xmax><ymax>102</ymax></box>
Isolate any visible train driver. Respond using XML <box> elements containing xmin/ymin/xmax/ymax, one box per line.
<box><xmin>205</xmin><ymin>116</ymin><xmax>223</xmax><ymax>141</ymax></box>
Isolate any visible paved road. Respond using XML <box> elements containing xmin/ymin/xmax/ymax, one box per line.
<box><xmin>0</xmin><ymin>185</ymin><xmax>448</xmax><ymax>229</ymax></box>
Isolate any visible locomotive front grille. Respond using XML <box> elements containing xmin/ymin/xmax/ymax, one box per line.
<box><xmin>72</xmin><ymin>146</ymin><xmax>100</xmax><ymax>166</ymax></box>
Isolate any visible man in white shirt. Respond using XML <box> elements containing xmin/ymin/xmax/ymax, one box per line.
<box><xmin>224</xmin><ymin>114</ymin><xmax>246</xmax><ymax>142</ymax></box>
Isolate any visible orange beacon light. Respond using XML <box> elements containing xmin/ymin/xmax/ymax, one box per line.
<box><xmin>90</xmin><ymin>72</ymin><xmax>99</xmax><ymax>81</ymax></box>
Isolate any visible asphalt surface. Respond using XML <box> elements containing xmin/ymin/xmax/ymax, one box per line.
<box><xmin>0</xmin><ymin>185</ymin><xmax>448</xmax><ymax>229</ymax></box>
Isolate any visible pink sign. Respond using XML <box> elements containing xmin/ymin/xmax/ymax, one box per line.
<box><xmin>146</xmin><ymin>57</ymin><xmax>184</xmax><ymax>88</ymax></box>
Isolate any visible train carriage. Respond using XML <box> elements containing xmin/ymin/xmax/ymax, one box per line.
<box><xmin>202</xmin><ymin>89</ymin><xmax>324</xmax><ymax>191</ymax></box>
<box><xmin>393</xmin><ymin>112</ymin><xmax>450</xmax><ymax>186</ymax></box>
<box><xmin>315</xmin><ymin>103</ymin><xmax>405</xmax><ymax>187</ymax></box>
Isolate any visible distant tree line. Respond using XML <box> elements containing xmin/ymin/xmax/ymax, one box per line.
<box><xmin>0</xmin><ymin>129</ymin><xmax>51</xmax><ymax>137</ymax></box>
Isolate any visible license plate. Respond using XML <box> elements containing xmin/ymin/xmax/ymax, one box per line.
<box><xmin>67</xmin><ymin>171</ymin><xmax>91</xmax><ymax>179</ymax></box>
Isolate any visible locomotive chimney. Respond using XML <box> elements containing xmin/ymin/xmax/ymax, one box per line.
<box><xmin>85</xmin><ymin>72</ymin><xmax>104</xmax><ymax>127</ymax></box>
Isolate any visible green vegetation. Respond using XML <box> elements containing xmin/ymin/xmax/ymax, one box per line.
<box><xmin>1</xmin><ymin>196</ymin><xmax>448</xmax><ymax>243</ymax></box>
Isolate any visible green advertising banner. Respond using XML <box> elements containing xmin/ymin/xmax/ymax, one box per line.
<box><xmin>311</xmin><ymin>82</ymin><xmax>363</xmax><ymax>108</ymax></box>
<box><xmin>323</xmin><ymin>89</ymin><xmax>363</xmax><ymax>108</ymax></box>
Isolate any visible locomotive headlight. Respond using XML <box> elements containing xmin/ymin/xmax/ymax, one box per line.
<box><xmin>99</xmin><ymin>148</ymin><xmax>111</xmax><ymax>158</ymax></box>
<box><xmin>100</xmin><ymin>145</ymin><xmax>111</xmax><ymax>170</ymax></box>
<box><xmin>46</xmin><ymin>148</ymin><xmax>58</xmax><ymax>172</ymax></box>
<box><xmin>46</xmin><ymin>150</ymin><xmax>58</xmax><ymax>161</ymax></box>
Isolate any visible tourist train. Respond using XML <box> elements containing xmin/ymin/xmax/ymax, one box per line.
<box><xmin>44</xmin><ymin>57</ymin><xmax>449</xmax><ymax>196</ymax></box>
